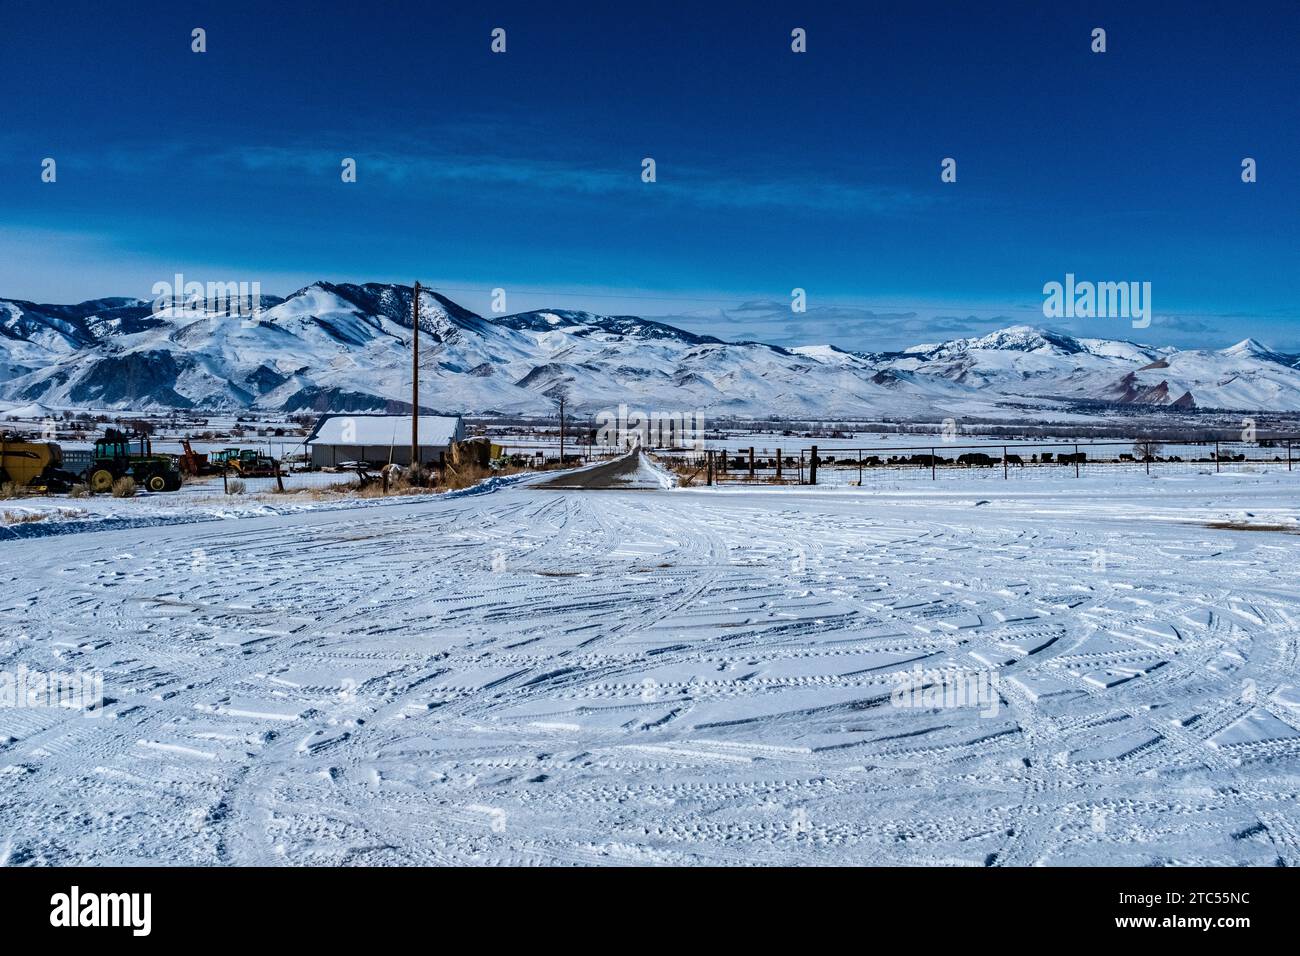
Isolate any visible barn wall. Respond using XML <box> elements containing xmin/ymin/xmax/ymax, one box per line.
<box><xmin>309</xmin><ymin>444</ymin><xmax>449</xmax><ymax>468</ymax></box>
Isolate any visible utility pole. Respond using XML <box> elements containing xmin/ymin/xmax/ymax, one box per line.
<box><xmin>558</xmin><ymin>395</ymin><xmax>566</xmax><ymax>464</ymax></box>
<box><xmin>411</xmin><ymin>281</ymin><xmax>420</xmax><ymax>470</ymax></box>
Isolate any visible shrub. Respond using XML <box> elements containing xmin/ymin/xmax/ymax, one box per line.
<box><xmin>0</xmin><ymin>481</ymin><xmax>18</xmax><ymax>500</ymax></box>
<box><xmin>2</xmin><ymin>510</ymin><xmax>44</xmax><ymax>525</ymax></box>
<box><xmin>437</xmin><ymin>461</ymin><xmax>492</xmax><ymax>491</ymax></box>
<box><xmin>226</xmin><ymin>477</ymin><xmax>246</xmax><ymax>495</ymax></box>
<box><xmin>68</xmin><ymin>484</ymin><xmax>91</xmax><ymax>499</ymax></box>
<box><xmin>111</xmin><ymin>477</ymin><xmax>136</xmax><ymax>498</ymax></box>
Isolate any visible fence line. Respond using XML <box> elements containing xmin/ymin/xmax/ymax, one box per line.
<box><xmin>651</xmin><ymin>438</ymin><xmax>1298</xmax><ymax>486</ymax></box>
<box><xmin>492</xmin><ymin>442</ymin><xmax>623</xmax><ymax>464</ymax></box>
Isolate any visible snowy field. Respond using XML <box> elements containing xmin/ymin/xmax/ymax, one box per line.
<box><xmin>0</xmin><ymin>472</ymin><xmax>388</xmax><ymax>540</ymax></box>
<box><xmin>1</xmin><ymin>458</ymin><xmax>1299</xmax><ymax>865</ymax></box>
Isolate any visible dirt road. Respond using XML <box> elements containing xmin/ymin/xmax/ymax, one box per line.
<box><xmin>533</xmin><ymin>450</ymin><xmax>674</xmax><ymax>490</ymax></box>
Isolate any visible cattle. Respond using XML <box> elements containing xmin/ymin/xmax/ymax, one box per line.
<box><xmin>1059</xmin><ymin>452</ymin><xmax>1087</xmax><ymax>465</ymax></box>
<box><xmin>958</xmin><ymin>452</ymin><xmax>994</xmax><ymax>467</ymax></box>
<box><xmin>1003</xmin><ymin>454</ymin><xmax>1024</xmax><ymax>466</ymax></box>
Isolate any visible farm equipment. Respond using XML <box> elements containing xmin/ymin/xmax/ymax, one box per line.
<box><xmin>209</xmin><ymin>447</ymin><xmax>239</xmax><ymax>469</ymax></box>
<box><xmin>0</xmin><ymin>435</ymin><xmax>81</xmax><ymax>492</ymax></box>
<box><xmin>212</xmin><ymin>448</ymin><xmax>278</xmax><ymax>477</ymax></box>
<box><xmin>178</xmin><ymin>438</ymin><xmax>220</xmax><ymax>477</ymax></box>
<box><xmin>61</xmin><ymin>429</ymin><xmax>182</xmax><ymax>493</ymax></box>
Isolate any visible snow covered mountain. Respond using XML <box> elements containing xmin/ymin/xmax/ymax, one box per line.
<box><xmin>868</xmin><ymin>325</ymin><xmax>1300</xmax><ymax>413</ymax></box>
<box><xmin>2</xmin><ymin>285</ymin><xmax>1298</xmax><ymax>417</ymax></box>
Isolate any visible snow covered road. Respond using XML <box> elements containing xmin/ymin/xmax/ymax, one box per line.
<box><xmin>534</xmin><ymin>450</ymin><xmax>676</xmax><ymax>490</ymax></box>
<box><xmin>2</xmin><ymin>471</ymin><xmax>1299</xmax><ymax>865</ymax></box>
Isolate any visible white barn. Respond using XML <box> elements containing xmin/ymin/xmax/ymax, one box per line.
<box><xmin>305</xmin><ymin>414</ymin><xmax>466</xmax><ymax>468</ymax></box>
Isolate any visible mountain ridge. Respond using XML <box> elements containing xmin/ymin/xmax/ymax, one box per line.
<box><xmin>2</xmin><ymin>283</ymin><xmax>1299</xmax><ymax>417</ymax></box>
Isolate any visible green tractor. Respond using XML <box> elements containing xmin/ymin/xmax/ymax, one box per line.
<box><xmin>64</xmin><ymin>429</ymin><xmax>183</xmax><ymax>493</ymax></box>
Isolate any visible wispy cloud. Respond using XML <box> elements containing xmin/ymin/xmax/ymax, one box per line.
<box><xmin>646</xmin><ymin>299</ymin><xmax>1029</xmax><ymax>352</ymax></box>
<box><xmin>36</xmin><ymin>136</ymin><xmax>930</xmax><ymax>217</ymax></box>
<box><xmin>228</xmin><ymin>144</ymin><xmax>930</xmax><ymax>215</ymax></box>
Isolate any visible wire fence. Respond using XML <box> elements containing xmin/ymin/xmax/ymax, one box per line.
<box><xmin>653</xmin><ymin>438</ymin><xmax>1299</xmax><ymax>486</ymax></box>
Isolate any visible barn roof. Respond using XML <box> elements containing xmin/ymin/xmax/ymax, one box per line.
<box><xmin>306</xmin><ymin>414</ymin><xmax>462</xmax><ymax>447</ymax></box>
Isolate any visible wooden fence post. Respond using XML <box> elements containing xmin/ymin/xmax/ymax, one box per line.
<box><xmin>1074</xmin><ymin>443</ymin><xmax>1080</xmax><ymax>478</ymax></box>
<box><xmin>748</xmin><ymin>446</ymin><xmax>755</xmax><ymax>480</ymax></box>
<box><xmin>809</xmin><ymin>445</ymin><xmax>819</xmax><ymax>486</ymax></box>
<box><xmin>776</xmin><ymin>447</ymin><xmax>782</xmax><ymax>481</ymax></box>
<box><xmin>931</xmin><ymin>448</ymin><xmax>936</xmax><ymax>481</ymax></box>
<box><xmin>1003</xmin><ymin>445</ymin><xmax>1008</xmax><ymax>480</ymax></box>
<box><xmin>1215</xmin><ymin>441</ymin><xmax>1220</xmax><ymax>473</ymax></box>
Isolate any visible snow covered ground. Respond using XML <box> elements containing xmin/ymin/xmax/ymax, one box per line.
<box><xmin>1</xmin><ymin>458</ymin><xmax>1298</xmax><ymax>865</ymax></box>
<box><xmin>0</xmin><ymin>472</ymin><xmax>404</xmax><ymax>540</ymax></box>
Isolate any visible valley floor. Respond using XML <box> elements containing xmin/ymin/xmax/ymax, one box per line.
<box><xmin>1</xmin><ymin>463</ymin><xmax>1299</xmax><ymax>865</ymax></box>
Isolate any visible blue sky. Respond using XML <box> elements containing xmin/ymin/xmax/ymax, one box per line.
<box><xmin>2</xmin><ymin>0</ymin><xmax>1297</xmax><ymax>351</ymax></box>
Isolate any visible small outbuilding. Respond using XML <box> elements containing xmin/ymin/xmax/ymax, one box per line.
<box><xmin>305</xmin><ymin>413</ymin><xmax>465</xmax><ymax>468</ymax></box>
